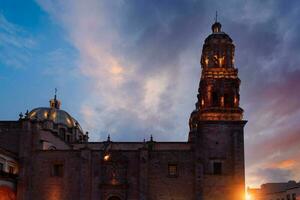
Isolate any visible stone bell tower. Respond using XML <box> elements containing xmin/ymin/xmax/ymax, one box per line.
<box><xmin>189</xmin><ymin>20</ymin><xmax>247</xmax><ymax>200</ymax></box>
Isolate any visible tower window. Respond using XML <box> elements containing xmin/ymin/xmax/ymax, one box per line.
<box><xmin>52</xmin><ymin>164</ymin><xmax>64</xmax><ymax>177</ymax></box>
<box><xmin>224</xmin><ymin>93</ymin><xmax>234</xmax><ymax>107</ymax></box>
<box><xmin>168</xmin><ymin>164</ymin><xmax>178</xmax><ymax>177</ymax></box>
<box><xmin>213</xmin><ymin>162</ymin><xmax>222</xmax><ymax>175</ymax></box>
<box><xmin>212</xmin><ymin>91</ymin><xmax>219</xmax><ymax>107</ymax></box>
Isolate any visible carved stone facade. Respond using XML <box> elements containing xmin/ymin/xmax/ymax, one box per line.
<box><xmin>0</xmin><ymin>21</ymin><xmax>246</xmax><ymax>200</ymax></box>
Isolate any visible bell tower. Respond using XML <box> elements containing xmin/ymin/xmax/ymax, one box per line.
<box><xmin>190</xmin><ymin>20</ymin><xmax>243</xmax><ymax>126</ymax></box>
<box><xmin>190</xmin><ymin>19</ymin><xmax>247</xmax><ymax>200</ymax></box>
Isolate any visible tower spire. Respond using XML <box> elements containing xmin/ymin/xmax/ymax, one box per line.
<box><xmin>215</xmin><ymin>11</ymin><xmax>218</xmax><ymax>22</ymax></box>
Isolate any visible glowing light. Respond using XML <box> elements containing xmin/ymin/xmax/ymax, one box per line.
<box><xmin>52</xmin><ymin>111</ymin><xmax>57</xmax><ymax>119</ymax></box>
<box><xmin>205</xmin><ymin>57</ymin><xmax>209</xmax><ymax>66</ymax></box>
<box><xmin>66</xmin><ymin>117</ymin><xmax>72</xmax><ymax>125</ymax></box>
<box><xmin>29</xmin><ymin>111</ymin><xmax>36</xmax><ymax>118</ymax></box>
<box><xmin>104</xmin><ymin>154</ymin><xmax>110</xmax><ymax>161</ymax></box>
<box><xmin>44</xmin><ymin>111</ymin><xmax>48</xmax><ymax>118</ymax></box>
<box><xmin>234</xmin><ymin>96</ymin><xmax>238</xmax><ymax>105</ymax></box>
<box><xmin>246</xmin><ymin>193</ymin><xmax>251</xmax><ymax>200</ymax></box>
<box><xmin>201</xmin><ymin>99</ymin><xmax>204</xmax><ymax>106</ymax></box>
<box><xmin>218</xmin><ymin>56</ymin><xmax>224</xmax><ymax>67</ymax></box>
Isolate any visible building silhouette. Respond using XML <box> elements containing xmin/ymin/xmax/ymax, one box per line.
<box><xmin>248</xmin><ymin>181</ymin><xmax>300</xmax><ymax>200</ymax></box>
<box><xmin>0</xmin><ymin>20</ymin><xmax>246</xmax><ymax>200</ymax></box>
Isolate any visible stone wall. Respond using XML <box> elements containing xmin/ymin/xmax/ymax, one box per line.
<box><xmin>194</xmin><ymin>120</ymin><xmax>246</xmax><ymax>200</ymax></box>
<box><xmin>148</xmin><ymin>150</ymin><xmax>195</xmax><ymax>200</ymax></box>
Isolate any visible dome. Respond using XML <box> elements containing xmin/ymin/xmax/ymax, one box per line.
<box><xmin>205</xmin><ymin>21</ymin><xmax>233</xmax><ymax>43</ymax></box>
<box><xmin>27</xmin><ymin>94</ymin><xmax>83</xmax><ymax>132</ymax></box>
<box><xmin>28</xmin><ymin>108</ymin><xmax>81</xmax><ymax>129</ymax></box>
<box><xmin>204</xmin><ymin>31</ymin><xmax>233</xmax><ymax>43</ymax></box>
<box><xmin>201</xmin><ymin>21</ymin><xmax>235</xmax><ymax>69</ymax></box>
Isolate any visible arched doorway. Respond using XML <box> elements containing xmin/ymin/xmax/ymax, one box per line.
<box><xmin>0</xmin><ymin>186</ymin><xmax>16</xmax><ymax>200</ymax></box>
<box><xmin>107</xmin><ymin>196</ymin><xmax>121</xmax><ymax>200</ymax></box>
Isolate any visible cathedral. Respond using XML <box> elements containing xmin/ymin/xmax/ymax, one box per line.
<box><xmin>0</xmin><ymin>20</ymin><xmax>246</xmax><ymax>200</ymax></box>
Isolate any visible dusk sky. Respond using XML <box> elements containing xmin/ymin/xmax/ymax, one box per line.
<box><xmin>1</xmin><ymin>0</ymin><xmax>300</xmax><ymax>188</ymax></box>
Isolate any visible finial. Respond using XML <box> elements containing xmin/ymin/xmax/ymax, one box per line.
<box><xmin>150</xmin><ymin>134</ymin><xmax>153</xmax><ymax>142</ymax></box>
<box><xmin>85</xmin><ymin>131</ymin><xmax>89</xmax><ymax>142</ymax></box>
<box><xmin>54</xmin><ymin>88</ymin><xmax>57</xmax><ymax>100</ymax></box>
<box><xmin>212</xmin><ymin>12</ymin><xmax>222</xmax><ymax>33</ymax></box>
<box><xmin>50</xmin><ymin>88</ymin><xmax>61</xmax><ymax>109</ymax></box>
<box><xmin>107</xmin><ymin>134</ymin><xmax>111</xmax><ymax>142</ymax></box>
<box><xmin>19</xmin><ymin>112</ymin><xmax>23</xmax><ymax>120</ymax></box>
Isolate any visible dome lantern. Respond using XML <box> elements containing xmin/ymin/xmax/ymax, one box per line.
<box><xmin>49</xmin><ymin>88</ymin><xmax>61</xmax><ymax>109</ymax></box>
<box><xmin>211</xmin><ymin>11</ymin><xmax>222</xmax><ymax>33</ymax></box>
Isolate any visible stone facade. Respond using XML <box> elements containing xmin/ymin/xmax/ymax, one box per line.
<box><xmin>0</xmin><ymin>20</ymin><xmax>246</xmax><ymax>200</ymax></box>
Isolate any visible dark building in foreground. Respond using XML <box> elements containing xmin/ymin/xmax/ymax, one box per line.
<box><xmin>248</xmin><ymin>181</ymin><xmax>300</xmax><ymax>200</ymax></box>
<box><xmin>0</xmin><ymin>21</ymin><xmax>246</xmax><ymax>200</ymax></box>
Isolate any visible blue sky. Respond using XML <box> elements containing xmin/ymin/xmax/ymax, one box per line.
<box><xmin>1</xmin><ymin>0</ymin><xmax>300</xmax><ymax>187</ymax></box>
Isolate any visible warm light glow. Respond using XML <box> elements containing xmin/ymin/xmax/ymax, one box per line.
<box><xmin>29</xmin><ymin>111</ymin><xmax>36</xmax><ymax>118</ymax></box>
<box><xmin>246</xmin><ymin>193</ymin><xmax>251</xmax><ymax>200</ymax></box>
<box><xmin>52</xmin><ymin>111</ymin><xmax>57</xmax><ymax>119</ymax></box>
<box><xmin>269</xmin><ymin>159</ymin><xmax>296</xmax><ymax>169</ymax></box>
<box><xmin>104</xmin><ymin>154</ymin><xmax>110</xmax><ymax>161</ymax></box>
<box><xmin>205</xmin><ymin>57</ymin><xmax>209</xmax><ymax>66</ymax></box>
<box><xmin>0</xmin><ymin>186</ymin><xmax>16</xmax><ymax>200</ymax></box>
<box><xmin>221</xmin><ymin>96</ymin><xmax>224</xmax><ymax>107</ymax></box>
<box><xmin>44</xmin><ymin>111</ymin><xmax>48</xmax><ymax>118</ymax></box>
<box><xmin>110</xmin><ymin>65</ymin><xmax>123</xmax><ymax>75</ymax></box>
<box><xmin>234</xmin><ymin>96</ymin><xmax>238</xmax><ymax>105</ymax></box>
<box><xmin>66</xmin><ymin>117</ymin><xmax>72</xmax><ymax>125</ymax></box>
<box><xmin>218</xmin><ymin>56</ymin><xmax>224</xmax><ymax>67</ymax></box>
<box><xmin>201</xmin><ymin>99</ymin><xmax>204</xmax><ymax>106</ymax></box>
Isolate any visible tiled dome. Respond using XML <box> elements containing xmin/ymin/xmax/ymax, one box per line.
<box><xmin>28</xmin><ymin>107</ymin><xmax>81</xmax><ymax>129</ymax></box>
<box><xmin>28</xmin><ymin>94</ymin><xmax>83</xmax><ymax>132</ymax></box>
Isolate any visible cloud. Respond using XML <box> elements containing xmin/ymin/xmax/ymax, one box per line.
<box><xmin>36</xmin><ymin>0</ymin><xmax>206</xmax><ymax>141</ymax></box>
<box><xmin>0</xmin><ymin>13</ymin><xmax>36</xmax><ymax>68</ymax></box>
<box><xmin>252</xmin><ymin>168</ymin><xmax>293</xmax><ymax>183</ymax></box>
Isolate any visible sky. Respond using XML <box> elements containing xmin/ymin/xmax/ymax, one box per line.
<box><xmin>0</xmin><ymin>0</ymin><xmax>300</xmax><ymax>188</ymax></box>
